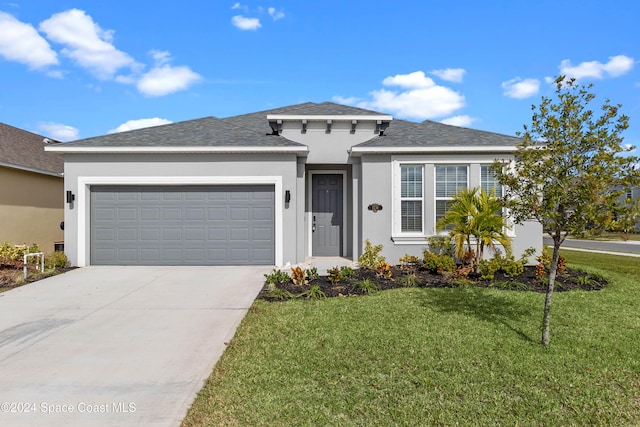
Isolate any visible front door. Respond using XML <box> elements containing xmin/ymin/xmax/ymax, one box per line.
<box><xmin>312</xmin><ymin>174</ymin><xmax>343</xmax><ymax>256</ymax></box>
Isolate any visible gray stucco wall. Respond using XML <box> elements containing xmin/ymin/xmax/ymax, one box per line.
<box><xmin>63</xmin><ymin>152</ymin><xmax>299</xmax><ymax>266</ymax></box>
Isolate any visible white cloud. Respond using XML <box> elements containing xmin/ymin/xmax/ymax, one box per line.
<box><xmin>0</xmin><ymin>11</ymin><xmax>58</xmax><ymax>69</ymax></box>
<box><xmin>338</xmin><ymin>71</ymin><xmax>466</xmax><ymax>120</ymax></box>
<box><xmin>431</xmin><ymin>68</ymin><xmax>465</xmax><ymax>83</ymax></box>
<box><xmin>231</xmin><ymin>3</ymin><xmax>248</xmax><ymax>12</ymax></box>
<box><xmin>108</xmin><ymin>117</ymin><xmax>173</xmax><ymax>134</ymax></box>
<box><xmin>136</xmin><ymin>51</ymin><xmax>201</xmax><ymax>97</ymax></box>
<box><xmin>502</xmin><ymin>77</ymin><xmax>540</xmax><ymax>99</ymax></box>
<box><xmin>39</xmin><ymin>8</ymin><xmax>136</xmax><ymax>79</ymax></box>
<box><xmin>332</xmin><ymin>95</ymin><xmax>362</xmax><ymax>105</ymax></box>
<box><xmin>268</xmin><ymin>7</ymin><xmax>285</xmax><ymax>20</ymax></box>
<box><xmin>231</xmin><ymin>15</ymin><xmax>261</xmax><ymax>30</ymax></box>
<box><xmin>37</xmin><ymin>122</ymin><xmax>79</xmax><ymax>141</ymax></box>
<box><xmin>440</xmin><ymin>115</ymin><xmax>475</xmax><ymax>127</ymax></box>
<box><xmin>559</xmin><ymin>55</ymin><xmax>634</xmax><ymax>80</ymax></box>
<box><xmin>382</xmin><ymin>71</ymin><xmax>435</xmax><ymax>89</ymax></box>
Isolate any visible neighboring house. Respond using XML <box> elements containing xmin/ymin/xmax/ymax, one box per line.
<box><xmin>0</xmin><ymin>123</ymin><xmax>64</xmax><ymax>252</ymax></box>
<box><xmin>46</xmin><ymin>102</ymin><xmax>542</xmax><ymax>267</ymax></box>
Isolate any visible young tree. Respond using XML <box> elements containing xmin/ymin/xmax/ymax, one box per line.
<box><xmin>493</xmin><ymin>76</ymin><xmax>639</xmax><ymax>346</ymax></box>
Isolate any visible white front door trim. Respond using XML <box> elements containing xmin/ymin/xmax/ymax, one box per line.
<box><xmin>307</xmin><ymin>170</ymin><xmax>347</xmax><ymax>257</ymax></box>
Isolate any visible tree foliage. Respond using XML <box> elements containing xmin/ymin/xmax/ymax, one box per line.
<box><xmin>436</xmin><ymin>187</ymin><xmax>511</xmax><ymax>270</ymax></box>
<box><xmin>492</xmin><ymin>76</ymin><xmax>639</xmax><ymax>346</ymax></box>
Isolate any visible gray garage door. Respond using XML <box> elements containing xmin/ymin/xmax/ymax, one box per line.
<box><xmin>90</xmin><ymin>185</ymin><xmax>275</xmax><ymax>265</ymax></box>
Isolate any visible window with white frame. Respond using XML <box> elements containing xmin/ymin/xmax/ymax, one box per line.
<box><xmin>481</xmin><ymin>165</ymin><xmax>502</xmax><ymax>197</ymax></box>
<box><xmin>435</xmin><ymin>165</ymin><xmax>468</xmax><ymax>224</ymax></box>
<box><xmin>400</xmin><ymin>165</ymin><xmax>423</xmax><ymax>232</ymax></box>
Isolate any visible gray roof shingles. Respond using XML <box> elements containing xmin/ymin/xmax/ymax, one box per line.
<box><xmin>0</xmin><ymin>123</ymin><xmax>63</xmax><ymax>175</ymax></box>
<box><xmin>55</xmin><ymin>102</ymin><xmax>519</xmax><ymax>149</ymax></box>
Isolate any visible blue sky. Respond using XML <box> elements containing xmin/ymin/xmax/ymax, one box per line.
<box><xmin>0</xmin><ymin>1</ymin><xmax>638</xmax><ymax>152</ymax></box>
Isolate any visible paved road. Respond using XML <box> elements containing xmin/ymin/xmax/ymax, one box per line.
<box><xmin>0</xmin><ymin>266</ymin><xmax>267</xmax><ymax>427</ymax></box>
<box><xmin>543</xmin><ymin>237</ymin><xmax>640</xmax><ymax>255</ymax></box>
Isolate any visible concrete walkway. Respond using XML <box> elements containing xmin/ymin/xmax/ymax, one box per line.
<box><xmin>0</xmin><ymin>266</ymin><xmax>267</xmax><ymax>427</ymax></box>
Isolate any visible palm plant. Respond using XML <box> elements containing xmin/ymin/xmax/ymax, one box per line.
<box><xmin>436</xmin><ymin>187</ymin><xmax>511</xmax><ymax>270</ymax></box>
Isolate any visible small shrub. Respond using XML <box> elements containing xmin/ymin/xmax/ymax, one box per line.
<box><xmin>501</xmin><ymin>257</ymin><xmax>524</xmax><ymax>277</ymax></box>
<box><xmin>264</xmin><ymin>269</ymin><xmax>290</xmax><ymax>285</ymax></box>
<box><xmin>427</xmin><ymin>235</ymin><xmax>454</xmax><ymax>257</ymax></box>
<box><xmin>302</xmin><ymin>284</ymin><xmax>326</xmax><ymax>299</ymax></box>
<box><xmin>0</xmin><ymin>241</ymin><xmax>12</xmax><ymax>262</ymax></box>
<box><xmin>375</xmin><ymin>261</ymin><xmax>393</xmax><ymax>279</ymax></box>
<box><xmin>452</xmin><ymin>265</ymin><xmax>472</xmax><ymax>279</ymax></box>
<box><xmin>399</xmin><ymin>254</ymin><xmax>421</xmax><ymax>271</ymax></box>
<box><xmin>327</xmin><ymin>267</ymin><xmax>341</xmax><ymax>285</ymax></box>
<box><xmin>534</xmin><ymin>263</ymin><xmax>547</xmax><ymax>280</ymax></box>
<box><xmin>44</xmin><ymin>251</ymin><xmax>69</xmax><ymax>269</ymax></box>
<box><xmin>398</xmin><ymin>273</ymin><xmax>420</xmax><ymax>288</ymax></box>
<box><xmin>423</xmin><ymin>251</ymin><xmax>456</xmax><ymax>274</ymax></box>
<box><xmin>290</xmin><ymin>266</ymin><xmax>308</xmax><ymax>286</ymax></box>
<box><xmin>307</xmin><ymin>267</ymin><xmax>319</xmax><ymax>281</ymax></box>
<box><xmin>478</xmin><ymin>258</ymin><xmax>500</xmax><ymax>280</ymax></box>
<box><xmin>339</xmin><ymin>266</ymin><xmax>355</xmax><ymax>281</ymax></box>
<box><xmin>265</xmin><ymin>283</ymin><xmax>294</xmax><ymax>300</ymax></box>
<box><xmin>358</xmin><ymin>239</ymin><xmax>385</xmax><ymax>269</ymax></box>
<box><xmin>355</xmin><ymin>278</ymin><xmax>380</xmax><ymax>294</ymax></box>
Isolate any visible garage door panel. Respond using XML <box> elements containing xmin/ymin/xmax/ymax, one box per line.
<box><xmin>91</xmin><ymin>185</ymin><xmax>274</xmax><ymax>265</ymax></box>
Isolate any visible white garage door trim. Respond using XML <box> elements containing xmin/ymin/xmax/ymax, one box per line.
<box><xmin>77</xmin><ymin>176</ymin><xmax>283</xmax><ymax>267</ymax></box>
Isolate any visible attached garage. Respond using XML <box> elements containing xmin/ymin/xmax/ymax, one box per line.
<box><xmin>90</xmin><ymin>185</ymin><xmax>275</xmax><ymax>265</ymax></box>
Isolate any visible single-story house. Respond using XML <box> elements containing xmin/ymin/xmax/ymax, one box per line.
<box><xmin>0</xmin><ymin>123</ymin><xmax>64</xmax><ymax>252</ymax></box>
<box><xmin>46</xmin><ymin>102</ymin><xmax>542</xmax><ymax>267</ymax></box>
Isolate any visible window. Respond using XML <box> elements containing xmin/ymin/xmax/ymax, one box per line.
<box><xmin>400</xmin><ymin>165</ymin><xmax>423</xmax><ymax>232</ymax></box>
<box><xmin>435</xmin><ymin>165</ymin><xmax>467</xmax><ymax>223</ymax></box>
<box><xmin>481</xmin><ymin>165</ymin><xmax>502</xmax><ymax>197</ymax></box>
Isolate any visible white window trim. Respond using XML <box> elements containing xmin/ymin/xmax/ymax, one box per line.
<box><xmin>392</xmin><ymin>160</ymin><xmax>425</xmax><ymax>238</ymax></box>
<box><xmin>76</xmin><ymin>176</ymin><xmax>283</xmax><ymax>267</ymax></box>
<box><xmin>307</xmin><ymin>170</ymin><xmax>348</xmax><ymax>257</ymax></box>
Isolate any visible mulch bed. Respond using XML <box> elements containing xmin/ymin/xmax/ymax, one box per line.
<box><xmin>259</xmin><ymin>265</ymin><xmax>608</xmax><ymax>301</ymax></box>
<box><xmin>0</xmin><ymin>261</ymin><xmax>75</xmax><ymax>293</ymax></box>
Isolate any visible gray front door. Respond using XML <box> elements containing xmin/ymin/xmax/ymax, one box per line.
<box><xmin>90</xmin><ymin>185</ymin><xmax>274</xmax><ymax>265</ymax></box>
<box><xmin>312</xmin><ymin>174</ymin><xmax>343</xmax><ymax>256</ymax></box>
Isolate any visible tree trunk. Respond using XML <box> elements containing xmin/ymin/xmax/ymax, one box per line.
<box><xmin>542</xmin><ymin>241</ymin><xmax>561</xmax><ymax>346</ymax></box>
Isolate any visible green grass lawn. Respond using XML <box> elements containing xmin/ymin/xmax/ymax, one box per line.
<box><xmin>182</xmin><ymin>252</ymin><xmax>640</xmax><ymax>426</ymax></box>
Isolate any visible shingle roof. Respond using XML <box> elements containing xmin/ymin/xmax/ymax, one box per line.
<box><xmin>52</xmin><ymin>102</ymin><xmax>519</xmax><ymax>150</ymax></box>
<box><xmin>354</xmin><ymin>118</ymin><xmax>520</xmax><ymax>147</ymax></box>
<box><xmin>0</xmin><ymin>123</ymin><xmax>63</xmax><ymax>175</ymax></box>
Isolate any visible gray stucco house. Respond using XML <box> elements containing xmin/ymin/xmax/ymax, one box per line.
<box><xmin>46</xmin><ymin>102</ymin><xmax>542</xmax><ymax>267</ymax></box>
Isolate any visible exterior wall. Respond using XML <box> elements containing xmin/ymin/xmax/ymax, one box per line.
<box><xmin>0</xmin><ymin>167</ymin><xmax>64</xmax><ymax>252</ymax></box>
<box><xmin>359</xmin><ymin>153</ymin><xmax>543</xmax><ymax>264</ymax></box>
<box><xmin>63</xmin><ymin>153</ymin><xmax>299</xmax><ymax>267</ymax></box>
<box><xmin>280</xmin><ymin>121</ymin><xmax>379</xmax><ymax>164</ymax></box>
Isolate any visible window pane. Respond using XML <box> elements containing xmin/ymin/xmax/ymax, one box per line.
<box><xmin>401</xmin><ymin>165</ymin><xmax>422</xmax><ymax>198</ymax></box>
<box><xmin>436</xmin><ymin>165</ymin><xmax>467</xmax><ymax>197</ymax></box>
<box><xmin>481</xmin><ymin>165</ymin><xmax>502</xmax><ymax>197</ymax></box>
<box><xmin>401</xmin><ymin>201</ymin><xmax>422</xmax><ymax>232</ymax></box>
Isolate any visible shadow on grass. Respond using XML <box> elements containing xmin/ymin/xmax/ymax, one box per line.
<box><xmin>418</xmin><ymin>287</ymin><xmax>537</xmax><ymax>343</ymax></box>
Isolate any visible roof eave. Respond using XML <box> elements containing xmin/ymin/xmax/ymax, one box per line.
<box><xmin>44</xmin><ymin>146</ymin><xmax>309</xmax><ymax>154</ymax></box>
<box><xmin>0</xmin><ymin>161</ymin><xmax>63</xmax><ymax>177</ymax></box>
<box><xmin>349</xmin><ymin>146</ymin><xmax>519</xmax><ymax>156</ymax></box>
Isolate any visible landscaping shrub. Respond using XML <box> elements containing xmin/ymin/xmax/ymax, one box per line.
<box><xmin>422</xmin><ymin>251</ymin><xmax>456</xmax><ymax>274</ymax></box>
<box><xmin>358</xmin><ymin>240</ymin><xmax>385</xmax><ymax>269</ymax></box>
<box><xmin>44</xmin><ymin>251</ymin><xmax>69</xmax><ymax>269</ymax></box>
<box><xmin>290</xmin><ymin>266</ymin><xmax>308</xmax><ymax>286</ymax></box>
<box><xmin>339</xmin><ymin>266</ymin><xmax>355</xmax><ymax>280</ymax></box>
<box><xmin>264</xmin><ymin>269</ymin><xmax>290</xmax><ymax>285</ymax></box>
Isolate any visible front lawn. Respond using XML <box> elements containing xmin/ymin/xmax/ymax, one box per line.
<box><xmin>182</xmin><ymin>251</ymin><xmax>640</xmax><ymax>426</ymax></box>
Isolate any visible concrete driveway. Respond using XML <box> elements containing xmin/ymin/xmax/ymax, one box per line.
<box><xmin>0</xmin><ymin>266</ymin><xmax>267</xmax><ymax>427</ymax></box>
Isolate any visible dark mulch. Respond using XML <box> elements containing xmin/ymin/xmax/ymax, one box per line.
<box><xmin>259</xmin><ymin>265</ymin><xmax>608</xmax><ymax>301</ymax></box>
